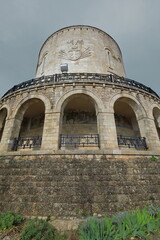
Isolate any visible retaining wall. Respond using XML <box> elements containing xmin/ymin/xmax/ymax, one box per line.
<box><xmin>0</xmin><ymin>153</ymin><xmax>160</xmax><ymax>219</ymax></box>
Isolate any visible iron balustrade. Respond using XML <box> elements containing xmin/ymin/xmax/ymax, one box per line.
<box><xmin>12</xmin><ymin>134</ymin><xmax>148</xmax><ymax>150</ymax></box>
<box><xmin>60</xmin><ymin>134</ymin><xmax>100</xmax><ymax>148</ymax></box>
<box><xmin>13</xmin><ymin>136</ymin><xmax>42</xmax><ymax>150</ymax></box>
<box><xmin>2</xmin><ymin>73</ymin><xmax>159</xmax><ymax>98</ymax></box>
<box><xmin>117</xmin><ymin>135</ymin><xmax>147</xmax><ymax>150</ymax></box>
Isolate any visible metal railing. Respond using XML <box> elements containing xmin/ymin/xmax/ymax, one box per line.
<box><xmin>2</xmin><ymin>73</ymin><xmax>159</xmax><ymax>98</ymax></box>
<box><xmin>117</xmin><ymin>135</ymin><xmax>147</xmax><ymax>150</ymax></box>
<box><xmin>13</xmin><ymin>136</ymin><xmax>42</xmax><ymax>150</ymax></box>
<box><xmin>12</xmin><ymin>134</ymin><xmax>148</xmax><ymax>150</ymax></box>
<box><xmin>60</xmin><ymin>134</ymin><xmax>100</xmax><ymax>148</ymax></box>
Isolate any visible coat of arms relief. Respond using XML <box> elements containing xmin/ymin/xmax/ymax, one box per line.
<box><xmin>58</xmin><ymin>40</ymin><xmax>92</xmax><ymax>61</ymax></box>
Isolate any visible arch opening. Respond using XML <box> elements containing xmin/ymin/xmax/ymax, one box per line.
<box><xmin>14</xmin><ymin>98</ymin><xmax>45</xmax><ymax>150</ymax></box>
<box><xmin>153</xmin><ymin>107</ymin><xmax>160</xmax><ymax>139</ymax></box>
<box><xmin>114</xmin><ymin>98</ymin><xmax>147</xmax><ymax>149</ymax></box>
<box><xmin>0</xmin><ymin>108</ymin><xmax>7</xmax><ymax>142</ymax></box>
<box><xmin>60</xmin><ymin>94</ymin><xmax>99</xmax><ymax>149</ymax></box>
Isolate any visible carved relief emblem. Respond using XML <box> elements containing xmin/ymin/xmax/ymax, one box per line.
<box><xmin>58</xmin><ymin>40</ymin><xmax>91</xmax><ymax>61</ymax></box>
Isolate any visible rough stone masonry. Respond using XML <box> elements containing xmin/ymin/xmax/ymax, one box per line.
<box><xmin>0</xmin><ymin>153</ymin><xmax>160</xmax><ymax>217</ymax></box>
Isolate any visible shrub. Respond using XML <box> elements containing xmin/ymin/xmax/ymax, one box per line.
<box><xmin>0</xmin><ymin>211</ymin><xmax>24</xmax><ymax>231</ymax></box>
<box><xmin>20</xmin><ymin>217</ymin><xmax>56</xmax><ymax>240</ymax></box>
<box><xmin>79</xmin><ymin>206</ymin><xmax>160</xmax><ymax>240</ymax></box>
<box><xmin>79</xmin><ymin>216</ymin><xmax>116</xmax><ymax>240</ymax></box>
<box><xmin>113</xmin><ymin>208</ymin><xmax>158</xmax><ymax>239</ymax></box>
<box><xmin>147</xmin><ymin>205</ymin><xmax>160</xmax><ymax>217</ymax></box>
<box><xmin>150</xmin><ymin>155</ymin><xmax>158</xmax><ymax>161</ymax></box>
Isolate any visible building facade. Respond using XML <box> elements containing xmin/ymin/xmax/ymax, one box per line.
<box><xmin>1</xmin><ymin>26</ymin><xmax>160</xmax><ymax>223</ymax></box>
<box><xmin>0</xmin><ymin>25</ymin><xmax>160</xmax><ymax>154</ymax></box>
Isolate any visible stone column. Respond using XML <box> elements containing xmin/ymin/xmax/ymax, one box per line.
<box><xmin>41</xmin><ymin>111</ymin><xmax>61</xmax><ymax>150</ymax></box>
<box><xmin>138</xmin><ymin>117</ymin><xmax>160</xmax><ymax>152</ymax></box>
<box><xmin>0</xmin><ymin>117</ymin><xmax>22</xmax><ymax>151</ymax></box>
<box><xmin>97</xmin><ymin>111</ymin><xmax>118</xmax><ymax>150</ymax></box>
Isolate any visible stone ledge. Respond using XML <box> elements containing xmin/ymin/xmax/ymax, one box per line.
<box><xmin>24</xmin><ymin>215</ymin><xmax>86</xmax><ymax>231</ymax></box>
<box><xmin>0</xmin><ymin>149</ymin><xmax>160</xmax><ymax>156</ymax></box>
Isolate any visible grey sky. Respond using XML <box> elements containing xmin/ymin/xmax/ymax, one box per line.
<box><xmin>0</xmin><ymin>0</ymin><xmax>160</xmax><ymax>97</ymax></box>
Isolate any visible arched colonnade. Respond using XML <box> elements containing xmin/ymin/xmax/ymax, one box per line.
<box><xmin>0</xmin><ymin>89</ymin><xmax>160</xmax><ymax>152</ymax></box>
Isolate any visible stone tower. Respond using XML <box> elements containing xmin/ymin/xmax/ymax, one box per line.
<box><xmin>0</xmin><ymin>26</ymin><xmax>160</xmax><ymax>221</ymax></box>
<box><xmin>36</xmin><ymin>26</ymin><xmax>125</xmax><ymax>77</ymax></box>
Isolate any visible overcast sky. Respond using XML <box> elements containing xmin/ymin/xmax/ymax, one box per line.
<box><xmin>0</xmin><ymin>0</ymin><xmax>160</xmax><ymax>97</ymax></box>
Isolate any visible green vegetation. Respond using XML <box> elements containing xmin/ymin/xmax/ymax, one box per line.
<box><xmin>81</xmin><ymin>209</ymin><xmax>90</xmax><ymax>217</ymax></box>
<box><xmin>150</xmin><ymin>155</ymin><xmax>158</xmax><ymax>161</ymax></box>
<box><xmin>1</xmin><ymin>206</ymin><xmax>160</xmax><ymax>239</ymax></box>
<box><xmin>79</xmin><ymin>206</ymin><xmax>160</xmax><ymax>240</ymax></box>
<box><xmin>20</xmin><ymin>217</ymin><xmax>56</xmax><ymax>240</ymax></box>
<box><xmin>0</xmin><ymin>211</ymin><xmax>24</xmax><ymax>231</ymax></box>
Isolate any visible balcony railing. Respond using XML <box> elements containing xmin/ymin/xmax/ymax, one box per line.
<box><xmin>13</xmin><ymin>136</ymin><xmax>42</xmax><ymax>151</ymax></box>
<box><xmin>2</xmin><ymin>73</ymin><xmax>159</xmax><ymax>98</ymax></box>
<box><xmin>12</xmin><ymin>134</ymin><xmax>147</xmax><ymax>150</ymax></box>
<box><xmin>117</xmin><ymin>135</ymin><xmax>147</xmax><ymax>150</ymax></box>
<box><xmin>60</xmin><ymin>134</ymin><xmax>100</xmax><ymax>148</ymax></box>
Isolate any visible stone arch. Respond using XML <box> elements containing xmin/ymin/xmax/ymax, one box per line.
<box><xmin>11</xmin><ymin>97</ymin><xmax>46</xmax><ymax>151</ymax></box>
<box><xmin>0</xmin><ymin>104</ymin><xmax>10</xmax><ymax>118</ymax></box>
<box><xmin>151</xmin><ymin>103</ymin><xmax>160</xmax><ymax>116</ymax></box>
<box><xmin>12</xmin><ymin>94</ymin><xmax>51</xmax><ymax>119</ymax></box>
<box><xmin>55</xmin><ymin>88</ymin><xmax>105</xmax><ymax>113</ymax></box>
<box><xmin>114</xmin><ymin>97</ymin><xmax>141</xmax><ymax>137</ymax></box>
<box><xmin>111</xmin><ymin>94</ymin><xmax>148</xmax><ymax>149</ymax></box>
<box><xmin>57</xmin><ymin>90</ymin><xmax>101</xmax><ymax>149</ymax></box>
<box><xmin>109</xmin><ymin>93</ymin><xmax>147</xmax><ymax>119</ymax></box>
<box><xmin>152</xmin><ymin>105</ymin><xmax>160</xmax><ymax>139</ymax></box>
<box><xmin>0</xmin><ymin>107</ymin><xmax>8</xmax><ymax>142</ymax></box>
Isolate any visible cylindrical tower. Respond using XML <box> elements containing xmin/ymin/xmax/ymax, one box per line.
<box><xmin>36</xmin><ymin>25</ymin><xmax>125</xmax><ymax>77</ymax></box>
<box><xmin>0</xmin><ymin>25</ymin><xmax>160</xmax><ymax>224</ymax></box>
<box><xmin>1</xmin><ymin>25</ymin><xmax>159</xmax><ymax>153</ymax></box>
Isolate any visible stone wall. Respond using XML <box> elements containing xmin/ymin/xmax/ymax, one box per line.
<box><xmin>19</xmin><ymin>127</ymin><xmax>43</xmax><ymax>138</ymax></box>
<box><xmin>0</xmin><ymin>153</ymin><xmax>160</xmax><ymax>219</ymax></box>
<box><xmin>62</xmin><ymin>124</ymin><xmax>97</xmax><ymax>134</ymax></box>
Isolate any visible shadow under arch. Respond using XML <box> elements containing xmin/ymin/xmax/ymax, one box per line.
<box><xmin>0</xmin><ymin>104</ymin><xmax>10</xmax><ymax>117</ymax></box>
<box><xmin>12</xmin><ymin>94</ymin><xmax>51</xmax><ymax>119</ymax></box>
<box><xmin>11</xmin><ymin>97</ymin><xmax>46</xmax><ymax>151</ymax></box>
<box><xmin>111</xmin><ymin>94</ymin><xmax>148</xmax><ymax>150</ymax></box>
<box><xmin>57</xmin><ymin>90</ymin><xmax>103</xmax><ymax>149</ymax></box>
<box><xmin>109</xmin><ymin>93</ymin><xmax>147</xmax><ymax>119</ymax></box>
<box><xmin>152</xmin><ymin>106</ymin><xmax>160</xmax><ymax>139</ymax></box>
<box><xmin>0</xmin><ymin>107</ymin><xmax>8</xmax><ymax>142</ymax></box>
<box><xmin>55</xmin><ymin>88</ymin><xmax>105</xmax><ymax>113</ymax></box>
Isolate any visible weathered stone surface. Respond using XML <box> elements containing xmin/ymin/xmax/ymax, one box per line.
<box><xmin>36</xmin><ymin>26</ymin><xmax>125</xmax><ymax>77</ymax></box>
<box><xmin>0</xmin><ymin>82</ymin><xmax>160</xmax><ymax>153</ymax></box>
<box><xmin>0</xmin><ymin>154</ymin><xmax>160</xmax><ymax>217</ymax></box>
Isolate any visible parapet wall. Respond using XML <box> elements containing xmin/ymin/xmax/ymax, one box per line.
<box><xmin>0</xmin><ymin>153</ymin><xmax>160</xmax><ymax>218</ymax></box>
